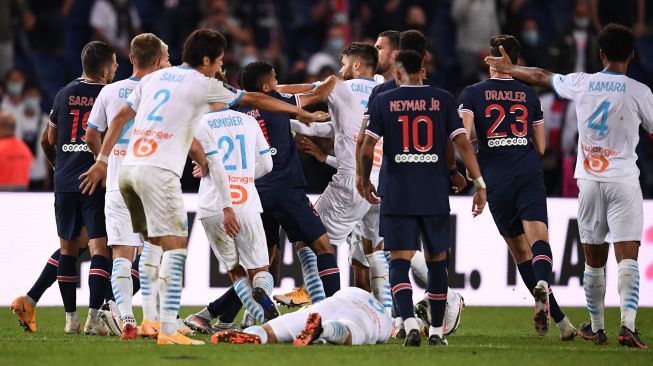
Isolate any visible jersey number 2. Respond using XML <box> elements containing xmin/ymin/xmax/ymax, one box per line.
<box><xmin>218</xmin><ymin>134</ymin><xmax>247</xmax><ymax>171</ymax></box>
<box><xmin>398</xmin><ymin>115</ymin><xmax>433</xmax><ymax>152</ymax></box>
<box><xmin>146</xmin><ymin>89</ymin><xmax>171</xmax><ymax>122</ymax></box>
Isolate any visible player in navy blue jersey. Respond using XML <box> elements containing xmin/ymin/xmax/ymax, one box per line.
<box><xmin>359</xmin><ymin>50</ymin><xmax>487</xmax><ymax>347</ymax></box>
<box><xmin>46</xmin><ymin>41</ymin><xmax>116</xmax><ymax>335</ymax></box>
<box><xmin>235</xmin><ymin>61</ymin><xmax>341</xmax><ymax>311</ymax></box>
<box><xmin>458</xmin><ymin>35</ymin><xmax>578</xmax><ymax>341</ymax></box>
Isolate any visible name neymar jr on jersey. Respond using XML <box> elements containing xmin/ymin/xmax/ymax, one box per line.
<box><xmin>389</xmin><ymin>97</ymin><xmax>441</xmax><ymax>112</ymax></box>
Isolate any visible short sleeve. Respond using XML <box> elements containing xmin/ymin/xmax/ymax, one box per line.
<box><xmin>194</xmin><ymin>124</ymin><xmax>217</xmax><ymax>156</ymax></box>
<box><xmin>458</xmin><ymin>86</ymin><xmax>475</xmax><ymax>118</ymax></box>
<box><xmin>327</xmin><ymin>82</ymin><xmax>347</xmax><ymax>106</ymax></box>
<box><xmin>551</xmin><ymin>72</ymin><xmax>588</xmax><ymax>100</ymax></box>
<box><xmin>126</xmin><ymin>82</ymin><xmax>142</xmax><ymax>112</ymax></box>
<box><xmin>532</xmin><ymin>92</ymin><xmax>545</xmax><ymax>125</ymax></box>
<box><xmin>365</xmin><ymin>85</ymin><xmax>380</xmax><ymax>118</ymax></box>
<box><xmin>207</xmin><ymin>79</ymin><xmax>244</xmax><ymax>107</ymax></box>
<box><xmin>276</xmin><ymin>92</ymin><xmax>299</xmax><ymax>107</ymax></box>
<box><xmin>87</xmin><ymin>88</ymin><xmax>109</xmax><ymax>132</ymax></box>
<box><xmin>445</xmin><ymin>93</ymin><xmax>466</xmax><ymax>140</ymax></box>
<box><xmin>49</xmin><ymin>91</ymin><xmax>61</xmax><ymax>128</ymax></box>
<box><xmin>365</xmin><ymin>97</ymin><xmax>383</xmax><ymax>140</ymax></box>
<box><xmin>253</xmin><ymin>119</ymin><xmax>271</xmax><ymax>155</ymax></box>
<box><xmin>638</xmin><ymin>88</ymin><xmax>653</xmax><ymax>133</ymax></box>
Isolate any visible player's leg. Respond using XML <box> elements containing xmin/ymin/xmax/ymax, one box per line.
<box><xmin>185</xmin><ymin>287</ymin><xmax>241</xmax><ymax>333</ymax></box>
<box><xmin>110</xmin><ymin>245</ymin><xmax>138</xmax><ymax>338</ymax></box>
<box><xmin>349</xmin><ymin>225</ymin><xmax>372</xmax><ymax>291</ymax></box>
<box><xmin>360</xmin><ymin>209</ymin><xmax>394</xmax><ymax>316</ymax></box>
<box><xmin>421</xmin><ymin>215</ymin><xmax>450</xmax><ymax>346</ymax></box>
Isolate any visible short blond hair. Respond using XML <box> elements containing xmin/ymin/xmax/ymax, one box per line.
<box><xmin>131</xmin><ymin>33</ymin><xmax>164</xmax><ymax>69</ymax></box>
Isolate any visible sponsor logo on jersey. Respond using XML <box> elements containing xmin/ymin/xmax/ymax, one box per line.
<box><xmin>393</xmin><ymin>153</ymin><xmax>438</xmax><ymax>163</ymax></box>
<box><xmin>133</xmin><ymin>138</ymin><xmax>158</xmax><ymax>157</ymax></box>
<box><xmin>487</xmin><ymin>137</ymin><xmax>528</xmax><ymax>147</ymax></box>
<box><xmin>61</xmin><ymin>143</ymin><xmax>90</xmax><ymax>152</ymax></box>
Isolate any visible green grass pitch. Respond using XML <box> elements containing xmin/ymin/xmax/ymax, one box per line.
<box><xmin>1</xmin><ymin>306</ymin><xmax>650</xmax><ymax>366</ymax></box>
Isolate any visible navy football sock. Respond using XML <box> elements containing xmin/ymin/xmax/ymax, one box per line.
<box><xmin>316</xmin><ymin>253</ymin><xmax>340</xmax><ymax>297</ymax></box>
<box><xmin>89</xmin><ymin>255</ymin><xmax>111</xmax><ymax>310</ymax></box>
<box><xmin>207</xmin><ymin>287</ymin><xmax>239</xmax><ymax>318</ymax></box>
<box><xmin>518</xmin><ymin>259</ymin><xmax>565</xmax><ymax>323</ymax></box>
<box><xmin>389</xmin><ymin>259</ymin><xmax>414</xmax><ymax>320</ymax></box>
<box><xmin>57</xmin><ymin>255</ymin><xmax>78</xmax><ymax>313</ymax></box>
<box><xmin>426</xmin><ymin>260</ymin><xmax>448</xmax><ymax>328</ymax></box>
<box><xmin>531</xmin><ymin>241</ymin><xmax>553</xmax><ymax>284</ymax></box>
<box><xmin>218</xmin><ymin>290</ymin><xmax>243</xmax><ymax>323</ymax></box>
<box><xmin>131</xmin><ymin>254</ymin><xmax>141</xmax><ymax>295</ymax></box>
<box><xmin>27</xmin><ymin>249</ymin><xmax>61</xmax><ymax>303</ymax></box>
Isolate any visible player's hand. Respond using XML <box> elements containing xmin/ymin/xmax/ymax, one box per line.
<box><xmin>360</xmin><ymin>180</ymin><xmax>380</xmax><ymax>204</ymax></box>
<box><xmin>78</xmin><ymin>162</ymin><xmax>107</xmax><ymax>195</ymax></box>
<box><xmin>222</xmin><ymin>207</ymin><xmax>240</xmax><ymax>238</ymax></box>
<box><xmin>297</xmin><ymin>109</ymin><xmax>330</xmax><ymax>125</ymax></box>
<box><xmin>450</xmin><ymin>171</ymin><xmax>467</xmax><ymax>193</ymax></box>
<box><xmin>484</xmin><ymin>45</ymin><xmax>513</xmax><ymax>74</ymax></box>
<box><xmin>192</xmin><ymin>160</ymin><xmax>207</xmax><ymax>178</ymax></box>
<box><xmin>472</xmin><ymin>188</ymin><xmax>486</xmax><ymax>217</ymax></box>
<box><xmin>297</xmin><ymin>136</ymin><xmax>327</xmax><ymax>162</ymax></box>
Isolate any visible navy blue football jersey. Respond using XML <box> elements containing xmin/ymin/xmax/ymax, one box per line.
<box><xmin>237</xmin><ymin>90</ymin><xmax>307</xmax><ymax>192</ymax></box>
<box><xmin>366</xmin><ymin>78</ymin><xmax>436</xmax><ymax>117</ymax></box>
<box><xmin>49</xmin><ymin>79</ymin><xmax>105</xmax><ymax>192</ymax></box>
<box><xmin>366</xmin><ymin>85</ymin><xmax>466</xmax><ymax>215</ymax></box>
<box><xmin>458</xmin><ymin>78</ymin><xmax>544</xmax><ymax>186</ymax></box>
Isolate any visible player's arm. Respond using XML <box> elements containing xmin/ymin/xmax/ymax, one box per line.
<box><xmin>85</xmin><ymin>128</ymin><xmax>102</xmax><ymax>158</ymax></box>
<box><xmin>277</xmin><ymin>83</ymin><xmax>315</xmax><ymax>94</ymax></box>
<box><xmin>237</xmin><ymin>92</ymin><xmax>329</xmax><ymax>124</ymax></box>
<box><xmin>296</xmin><ymin>135</ymin><xmax>338</xmax><ymax>168</ymax></box>
<box><xmin>446</xmin><ymin>139</ymin><xmax>466</xmax><ymax>193</ymax></box>
<box><xmin>41</xmin><ymin>125</ymin><xmax>56</xmax><ymax>168</ymax></box>
<box><xmin>254</xmin><ymin>150</ymin><xmax>273</xmax><ymax>178</ymax></box>
<box><xmin>355</xmin><ymin>117</ymin><xmax>367</xmax><ymax>181</ymax></box>
<box><xmin>452</xmin><ymin>133</ymin><xmax>486</xmax><ymax>217</ymax></box>
<box><xmin>296</xmin><ymin>75</ymin><xmax>337</xmax><ymax>107</ymax></box>
<box><xmin>359</xmin><ymin>133</ymin><xmax>380</xmax><ymax>204</ymax></box>
<box><xmin>47</xmin><ymin>122</ymin><xmax>57</xmax><ymax>146</ymax></box>
<box><xmin>531</xmin><ymin>122</ymin><xmax>546</xmax><ymax>156</ymax></box>
<box><xmin>485</xmin><ymin>46</ymin><xmax>552</xmax><ymax>88</ymax></box>
<box><xmin>290</xmin><ymin>119</ymin><xmax>335</xmax><ymax>138</ymax></box>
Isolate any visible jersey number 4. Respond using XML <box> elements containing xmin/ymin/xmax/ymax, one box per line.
<box><xmin>218</xmin><ymin>134</ymin><xmax>247</xmax><ymax>171</ymax></box>
<box><xmin>485</xmin><ymin>103</ymin><xmax>528</xmax><ymax>138</ymax></box>
<box><xmin>587</xmin><ymin>100</ymin><xmax>610</xmax><ymax>136</ymax></box>
<box><xmin>398</xmin><ymin>115</ymin><xmax>433</xmax><ymax>152</ymax></box>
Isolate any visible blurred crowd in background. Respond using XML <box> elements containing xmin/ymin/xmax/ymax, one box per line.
<box><xmin>1</xmin><ymin>0</ymin><xmax>652</xmax><ymax>198</ymax></box>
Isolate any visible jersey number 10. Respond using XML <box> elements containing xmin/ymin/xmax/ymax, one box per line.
<box><xmin>397</xmin><ymin>115</ymin><xmax>433</xmax><ymax>152</ymax></box>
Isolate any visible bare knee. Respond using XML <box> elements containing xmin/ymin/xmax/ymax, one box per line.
<box><xmin>309</xmin><ymin>234</ymin><xmax>334</xmax><ymax>255</ymax></box>
<box><xmin>583</xmin><ymin>243</ymin><xmax>609</xmax><ymax>268</ymax></box>
<box><xmin>614</xmin><ymin>241</ymin><xmax>639</xmax><ymax>263</ymax></box>
<box><xmin>112</xmin><ymin>245</ymin><xmax>137</xmax><ymax>260</ymax></box>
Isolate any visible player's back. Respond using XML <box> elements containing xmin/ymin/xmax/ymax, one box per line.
<box><xmin>50</xmin><ymin>79</ymin><xmax>105</xmax><ymax>192</ymax></box>
<box><xmin>552</xmin><ymin>71</ymin><xmax>653</xmax><ymax>183</ymax></box>
<box><xmin>367</xmin><ymin>85</ymin><xmax>464</xmax><ymax>216</ymax></box>
<box><xmin>328</xmin><ymin>78</ymin><xmax>380</xmax><ymax>174</ymax></box>
<box><xmin>87</xmin><ymin>77</ymin><xmax>140</xmax><ymax>192</ymax></box>
<box><xmin>459</xmin><ymin>78</ymin><xmax>543</xmax><ymax>186</ymax></box>
<box><xmin>197</xmin><ymin>108</ymin><xmax>266</xmax><ymax>216</ymax></box>
<box><xmin>237</xmin><ymin>90</ymin><xmax>306</xmax><ymax>192</ymax></box>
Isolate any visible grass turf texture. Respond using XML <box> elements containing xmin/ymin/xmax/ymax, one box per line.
<box><xmin>1</xmin><ymin>306</ymin><xmax>650</xmax><ymax>366</ymax></box>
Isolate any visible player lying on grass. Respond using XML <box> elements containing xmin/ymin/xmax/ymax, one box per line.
<box><xmin>211</xmin><ymin>287</ymin><xmax>392</xmax><ymax>346</ymax></box>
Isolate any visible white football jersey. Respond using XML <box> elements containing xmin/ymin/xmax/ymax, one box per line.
<box><xmin>552</xmin><ymin>71</ymin><xmax>653</xmax><ymax>184</ymax></box>
<box><xmin>195</xmin><ymin>108</ymin><xmax>271</xmax><ymax>219</ymax></box>
<box><xmin>327</xmin><ymin>77</ymin><xmax>381</xmax><ymax>175</ymax></box>
<box><xmin>123</xmin><ymin>66</ymin><xmax>243</xmax><ymax>176</ymax></box>
<box><xmin>87</xmin><ymin>76</ymin><xmax>140</xmax><ymax>191</ymax></box>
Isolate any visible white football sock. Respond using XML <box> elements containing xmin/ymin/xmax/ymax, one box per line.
<box><xmin>404</xmin><ymin>317</ymin><xmax>420</xmax><ymax>333</ymax></box>
<box><xmin>111</xmin><ymin>257</ymin><xmax>135</xmax><ymax>326</ymax></box>
<box><xmin>139</xmin><ymin>242</ymin><xmax>162</xmax><ymax>322</ymax></box>
<box><xmin>234</xmin><ymin>277</ymin><xmax>264</xmax><ymax>323</ymax></box>
<box><xmin>583</xmin><ymin>264</ymin><xmax>606</xmax><ymax>332</ymax></box>
<box><xmin>429</xmin><ymin>325</ymin><xmax>444</xmax><ymax>338</ymax></box>
<box><xmin>197</xmin><ymin>307</ymin><xmax>212</xmax><ymax>320</ymax></box>
<box><xmin>252</xmin><ymin>271</ymin><xmax>274</xmax><ymax>296</ymax></box>
<box><xmin>159</xmin><ymin>249</ymin><xmax>186</xmax><ymax>335</ymax></box>
<box><xmin>244</xmin><ymin>325</ymin><xmax>268</xmax><ymax>344</ymax></box>
<box><xmin>410</xmin><ymin>251</ymin><xmax>428</xmax><ymax>283</ymax></box>
<box><xmin>367</xmin><ymin>251</ymin><xmax>393</xmax><ymax>315</ymax></box>
<box><xmin>617</xmin><ymin>259</ymin><xmax>639</xmax><ymax>331</ymax></box>
<box><xmin>320</xmin><ymin>320</ymin><xmax>350</xmax><ymax>344</ymax></box>
<box><xmin>297</xmin><ymin>247</ymin><xmax>326</xmax><ymax>303</ymax></box>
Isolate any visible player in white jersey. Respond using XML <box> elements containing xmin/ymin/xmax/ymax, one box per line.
<box><xmin>79</xmin><ymin>29</ymin><xmax>328</xmax><ymax>345</ymax></box>
<box><xmin>486</xmin><ymin>23</ymin><xmax>652</xmax><ymax>349</ymax></box>
<box><xmin>192</xmin><ymin>104</ymin><xmax>278</xmax><ymax>326</ymax></box>
<box><xmin>212</xmin><ymin>287</ymin><xmax>393</xmax><ymax>346</ymax></box>
<box><xmin>85</xmin><ymin>33</ymin><xmax>169</xmax><ymax>340</ymax></box>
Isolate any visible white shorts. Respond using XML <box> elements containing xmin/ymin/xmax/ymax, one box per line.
<box><xmin>348</xmin><ymin>204</ymin><xmax>382</xmax><ymax>266</ymax></box>
<box><xmin>201</xmin><ymin>212</ymin><xmax>268</xmax><ymax>271</ymax></box>
<box><xmin>266</xmin><ymin>287</ymin><xmax>392</xmax><ymax>345</ymax></box>
<box><xmin>577</xmin><ymin>179</ymin><xmax>643</xmax><ymax>244</ymax></box>
<box><xmin>348</xmin><ymin>222</ymin><xmax>368</xmax><ymax>267</ymax></box>
<box><xmin>119</xmin><ymin>165</ymin><xmax>187</xmax><ymax>238</ymax></box>
<box><xmin>314</xmin><ymin>174</ymin><xmax>371</xmax><ymax>245</ymax></box>
<box><xmin>105</xmin><ymin>190</ymin><xmax>142</xmax><ymax>247</ymax></box>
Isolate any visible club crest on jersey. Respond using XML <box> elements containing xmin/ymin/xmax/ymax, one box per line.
<box><xmin>223</xmin><ymin>82</ymin><xmax>240</xmax><ymax>95</ymax></box>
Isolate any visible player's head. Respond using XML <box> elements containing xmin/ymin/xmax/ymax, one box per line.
<box><xmin>375</xmin><ymin>30</ymin><xmax>400</xmax><ymax>74</ymax></box>
<box><xmin>339</xmin><ymin>42</ymin><xmax>378</xmax><ymax>80</ymax></box>
<box><xmin>160</xmin><ymin>40</ymin><xmax>172</xmax><ymax>68</ymax></box>
<box><xmin>394</xmin><ymin>50</ymin><xmax>423</xmax><ymax>85</ymax></box>
<box><xmin>597</xmin><ymin>23</ymin><xmax>635</xmax><ymax>64</ymax></box>
<box><xmin>81</xmin><ymin>41</ymin><xmax>117</xmax><ymax>84</ymax></box>
<box><xmin>130</xmin><ymin>33</ymin><xmax>166</xmax><ymax>71</ymax></box>
<box><xmin>182</xmin><ymin>29</ymin><xmax>228</xmax><ymax>77</ymax></box>
<box><xmin>0</xmin><ymin>110</ymin><xmax>16</xmax><ymax>138</ymax></box>
<box><xmin>490</xmin><ymin>34</ymin><xmax>521</xmax><ymax>65</ymax></box>
<box><xmin>241</xmin><ymin>61</ymin><xmax>277</xmax><ymax>93</ymax></box>
<box><xmin>400</xmin><ymin>30</ymin><xmax>427</xmax><ymax>59</ymax></box>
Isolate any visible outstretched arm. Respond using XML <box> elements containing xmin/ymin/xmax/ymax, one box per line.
<box><xmin>485</xmin><ymin>46</ymin><xmax>552</xmax><ymax>88</ymax></box>
<box><xmin>237</xmin><ymin>92</ymin><xmax>329</xmax><ymax>124</ymax></box>
<box><xmin>296</xmin><ymin>75</ymin><xmax>337</xmax><ymax>107</ymax></box>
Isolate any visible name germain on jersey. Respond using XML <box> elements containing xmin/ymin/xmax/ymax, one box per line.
<box><xmin>119</xmin><ymin>87</ymin><xmax>134</xmax><ymax>99</ymax></box>
<box><xmin>68</xmin><ymin>95</ymin><xmax>95</xmax><ymax>106</ymax></box>
<box><xmin>484</xmin><ymin>90</ymin><xmax>526</xmax><ymax>102</ymax></box>
<box><xmin>389</xmin><ymin>98</ymin><xmax>440</xmax><ymax>112</ymax></box>
<box><xmin>207</xmin><ymin>115</ymin><xmax>243</xmax><ymax>129</ymax></box>
<box><xmin>588</xmin><ymin>81</ymin><xmax>626</xmax><ymax>93</ymax></box>
<box><xmin>160</xmin><ymin>72</ymin><xmax>185</xmax><ymax>83</ymax></box>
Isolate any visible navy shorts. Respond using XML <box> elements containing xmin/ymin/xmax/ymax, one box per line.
<box><xmin>259</xmin><ymin>188</ymin><xmax>327</xmax><ymax>246</ymax></box>
<box><xmin>380</xmin><ymin>214</ymin><xmax>450</xmax><ymax>255</ymax></box>
<box><xmin>54</xmin><ymin>191</ymin><xmax>107</xmax><ymax>240</ymax></box>
<box><xmin>487</xmin><ymin>171</ymin><xmax>548</xmax><ymax>238</ymax></box>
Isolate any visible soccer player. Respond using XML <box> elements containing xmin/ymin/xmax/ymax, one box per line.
<box><xmin>47</xmin><ymin>41</ymin><xmax>117</xmax><ymax>335</ymax></box>
<box><xmin>359</xmin><ymin>50</ymin><xmax>486</xmax><ymax>346</ymax></box>
<box><xmin>189</xmin><ymin>101</ymin><xmax>276</xmax><ymax>329</ymax></box>
<box><xmin>79</xmin><ymin>29</ymin><xmax>328</xmax><ymax>345</ymax></box>
<box><xmin>356</xmin><ymin>29</ymin><xmax>466</xmax><ymax>338</ymax></box>
<box><xmin>237</xmin><ymin>62</ymin><xmax>340</xmax><ymax>306</ymax></box>
<box><xmin>212</xmin><ymin>287</ymin><xmax>392</xmax><ymax>346</ymax></box>
<box><xmin>459</xmin><ymin>35</ymin><xmax>578</xmax><ymax>340</ymax></box>
<box><xmin>85</xmin><ymin>33</ymin><xmax>169</xmax><ymax>339</ymax></box>
<box><xmin>485</xmin><ymin>24</ymin><xmax>651</xmax><ymax>349</ymax></box>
